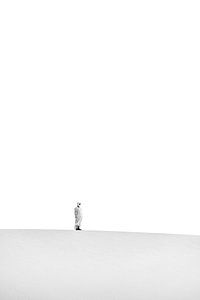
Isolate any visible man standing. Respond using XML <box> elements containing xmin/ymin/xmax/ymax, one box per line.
<box><xmin>74</xmin><ymin>202</ymin><xmax>82</xmax><ymax>230</ymax></box>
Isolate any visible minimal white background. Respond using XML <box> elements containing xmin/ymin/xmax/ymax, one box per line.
<box><xmin>0</xmin><ymin>1</ymin><xmax>200</xmax><ymax>235</ymax></box>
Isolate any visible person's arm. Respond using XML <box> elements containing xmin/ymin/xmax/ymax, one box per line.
<box><xmin>74</xmin><ymin>208</ymin><xmax>78</xmax><ymax>217</ymax></box>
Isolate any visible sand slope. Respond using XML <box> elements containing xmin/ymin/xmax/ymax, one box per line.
<box><xmin>0</xmin><ymin>230</ymin><xmax>200</xmax><ymax>299</ymax></box>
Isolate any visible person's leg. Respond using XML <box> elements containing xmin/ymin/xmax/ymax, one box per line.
<box><xmin>79</xmin><ymin>220</ymin><xmax>82</xmax><ymax>230</ymax></box>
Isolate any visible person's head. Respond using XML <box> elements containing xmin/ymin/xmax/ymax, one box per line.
<box><xmin>77</xmin><ymin>202</ymin><xmax>81</xmax><ymax>207</ymax></box>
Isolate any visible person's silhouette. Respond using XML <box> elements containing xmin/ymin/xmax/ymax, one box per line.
<box><xmin>74</xmin><ymin>202</ymin><xmax>82</xmax><ymax>230</ymax></box>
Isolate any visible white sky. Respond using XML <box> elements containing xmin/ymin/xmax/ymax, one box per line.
<box><xmin>0</xmin><ymin>1</ymin><xmax>200</xmax><ymax>235</ymax></box>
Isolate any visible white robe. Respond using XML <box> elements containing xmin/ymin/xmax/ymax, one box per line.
<box><xmin>74</xmin><ymin>207</ymin><xmax>82</xmax><ymax>228</ymax></box>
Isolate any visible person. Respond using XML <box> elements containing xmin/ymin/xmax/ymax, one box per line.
<box><xmin>74</xmin><ymin>202</ymin><xmax>82</xmax><ymax>230</ymax></box>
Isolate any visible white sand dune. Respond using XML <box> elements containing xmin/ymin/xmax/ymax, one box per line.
<box><xmin>0</xmin><ymin>230</ymin><xmax>200</xmax><ymax>299</ymax></box>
